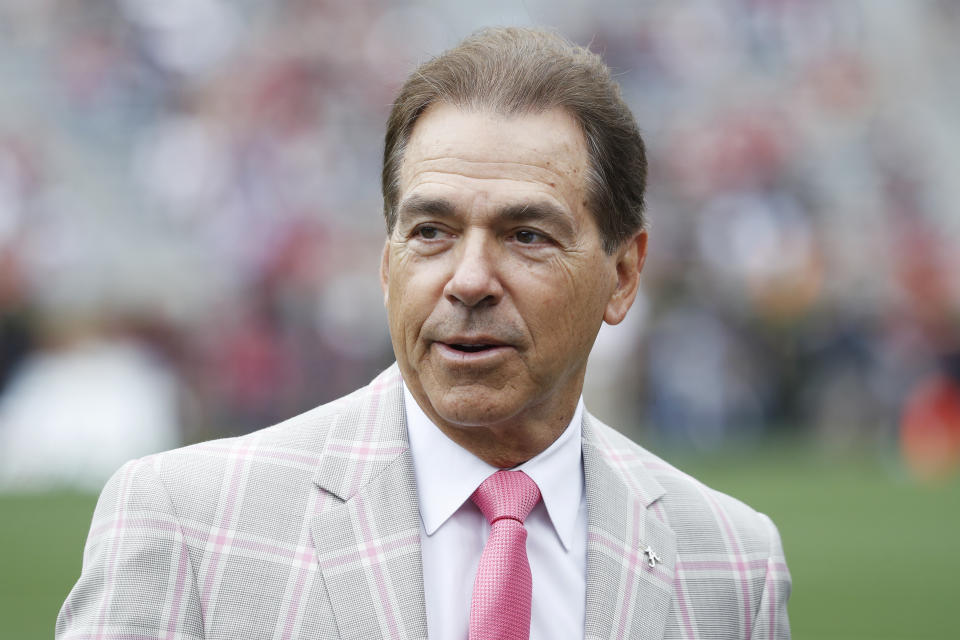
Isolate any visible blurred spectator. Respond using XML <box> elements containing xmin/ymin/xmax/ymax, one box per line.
<box><xmin>0</xmin><ymin>248</ymin><xmax>35</xmax><ymax>395</ymax></box>
<box><xmin>0</xmin><ymin>0</ymin><xmax>957</xmax><ymax>482</ymax></box>
<box><xmin>901</xmin><ymin>355</ymin><xmax>960</xmax><ymax>482</ymax></box>
<box><xmin>0</xmin><ymin>321</ymin><xmax>180</xmax><ymax>490</ymax></box>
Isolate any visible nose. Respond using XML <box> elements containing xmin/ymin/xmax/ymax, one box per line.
<box><xmin>443</xmin><ymin>232</ymin><xmax>503</xmax><ymax>308</ymax></box>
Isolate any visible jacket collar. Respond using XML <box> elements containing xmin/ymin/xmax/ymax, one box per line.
<box><xmin>309</xmin><ymin>366</ymin><xmax>676</xmax><ymax>639</ymax></box>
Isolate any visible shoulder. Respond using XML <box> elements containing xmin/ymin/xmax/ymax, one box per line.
<box><xmin>583</xmin><ymin>417</ymin><xmax>792</xmax><ymax>637</ymax></box>
<box><xmin>105</xmin><ymin>364</ymin><xmax>404</xmax><ymax>523</ymax></box>
<box><xmin>585</xmin><ymin>415</ymin><xmax>782</xmax><ymax>555</ymax></box>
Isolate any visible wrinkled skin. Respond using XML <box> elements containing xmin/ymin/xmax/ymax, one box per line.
<box><xmin>381</xmin><ymin>104</ymin><xmax>647</xmax><ymax>467</ymax></box>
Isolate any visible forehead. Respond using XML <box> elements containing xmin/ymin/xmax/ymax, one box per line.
<box><xmin>398</xmin><ymin>104</ymin><xmax>590</xmax><ymax>210</ymax></box>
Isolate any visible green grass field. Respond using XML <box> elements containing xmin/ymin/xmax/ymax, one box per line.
<box><xmin>679</xmin><ymin>447</ymin><xmax>960</xmax><ymax>640</ymax></box>
<box><xmin>2</xmin><ymin>445</ymin><xmax>957</xmax><ymax>639</ymax></box>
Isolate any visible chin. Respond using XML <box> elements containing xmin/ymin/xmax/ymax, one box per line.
<box><xmin>430</xmin><ymin>388</ymin><xmax>523</xmax><ymax>429</ymax></box>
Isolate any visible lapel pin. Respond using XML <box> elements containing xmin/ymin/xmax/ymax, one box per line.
<box><xmin>643</xmin><ymin>545</ymin><xmax>661</xmax><ymax>568</ymax></box>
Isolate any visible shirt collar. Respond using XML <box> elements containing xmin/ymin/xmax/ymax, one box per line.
<box><xmin>403</xmin><ymin>381</ymin><xmax>584</xmax><ymax>551</ymax></box>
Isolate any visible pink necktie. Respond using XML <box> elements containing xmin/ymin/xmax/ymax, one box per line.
<box><xmin>469</xmin><ymin>470</ymin><xmax>541</xmax><ymax>640</ymax></box>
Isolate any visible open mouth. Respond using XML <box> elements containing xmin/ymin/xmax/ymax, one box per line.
<box><xmin>448</xmin><ymin>343</ymin><xmax>499</xmax><ymax>353</ymax></box>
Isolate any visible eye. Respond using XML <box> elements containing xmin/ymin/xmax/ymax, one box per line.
<box><xmin>415</xmin><ymin>225</ymin><xmax>441</xmax><ymax>240</ymax></box>
<box><xmin>514</xmin><ymin>229</ymin><xmax>545</xmax><ymax>244</ymax></box>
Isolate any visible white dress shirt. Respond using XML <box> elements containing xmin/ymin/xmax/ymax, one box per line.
<box><xmin>404</xmin><ymin>383</ymin><xmax>587</xmax><ymax>640</ymax></box>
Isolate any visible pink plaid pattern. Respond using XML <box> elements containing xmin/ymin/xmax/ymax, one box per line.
<box><xmin>57</xmin><ymin>365</ymin><xmax>790</xmax><ymax>640</ymax></box>
<box><xmin>469</xmin><ymin>470</ymin><xmax>541</xmax><ymax>640</ymax></box>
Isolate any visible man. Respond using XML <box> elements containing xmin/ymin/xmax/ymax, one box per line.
<box><xmin>58</xmin><ymin>28</ymin><xmax>790</xmax><ymax>639</ymax></box>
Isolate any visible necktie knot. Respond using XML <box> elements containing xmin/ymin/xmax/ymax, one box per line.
<box><xmin>470</xmin><ymin>470</ymin><xmax>540</xmax><ymax>526</ymax></box>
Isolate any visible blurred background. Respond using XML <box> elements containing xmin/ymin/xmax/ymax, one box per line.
<box><xmin>0</xmin><ymin>0</ymin><xmax>958</xmax><ymax>638</ymax></box>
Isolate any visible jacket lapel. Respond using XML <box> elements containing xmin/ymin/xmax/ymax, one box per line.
<box><xmin>309</xmin><ymin>368</ymin><xmax>428</xmax><ymax>640</ymax></box>
<box><xmin>582</xmin><ymin>413</ymin><xmax>677</xmax><ymax>640</ymax></box>
<box><xmin>306</xmin><ymin>367</ymin><xmax>676</xmax><ymax>639</ymax></box>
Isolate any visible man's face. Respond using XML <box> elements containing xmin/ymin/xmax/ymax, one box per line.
<box><xmin>382</xmin><ymin>104</ymin><xmax>644</xmax><ymax>439</ymax></box>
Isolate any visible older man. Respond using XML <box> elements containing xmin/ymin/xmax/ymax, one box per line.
<box><xmin>58</xmin><ymin>28</ymin><xmax>791</xmax><ymax>640</ymax></box>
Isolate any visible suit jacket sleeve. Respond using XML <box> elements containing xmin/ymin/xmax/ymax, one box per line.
<box><xmin>750</xmin><ymin>513</ymin><xmax>792</xmax><ymax>640</ymax></box>
<box><xmin>56</xmin><ymin>457</ymin><xmax>205</xmax><ymax>640</ymax></box>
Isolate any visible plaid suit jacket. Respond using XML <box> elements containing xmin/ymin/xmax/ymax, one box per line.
<box><xmin>58</xmin><ymin>364</ymin><xmax>790</xmax><ymax>639</ymax></box>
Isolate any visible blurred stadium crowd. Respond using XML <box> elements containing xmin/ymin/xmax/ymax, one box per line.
<box><xmin>1</xmin><ymin>0</ymin><xmax>958</xmax><ymax>488</ymax></box>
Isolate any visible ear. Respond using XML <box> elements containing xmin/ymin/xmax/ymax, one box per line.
<box><xmin>379</xmin><ymin>239</ymin><xmax>391</xmax><ymax>306</ymax></box>
<box><xmin>603</xmin><ymin>230</ymin><xmax>648</xmax><ymax>325</ymax></box>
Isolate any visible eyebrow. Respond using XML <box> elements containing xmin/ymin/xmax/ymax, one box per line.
<box><xmin>499</xmin><ymin>202</ymin><xmax>576</xmax><ymax>238</ymax></box>
<box><xmin>396</xmin><ymin>195</ymin><xmax>457</xmax><ymax>223</ymax></box>
<box><xmin>397</xmin><ymin>195</ymin><xmax>576</xmax><ymax>237</ymax></box>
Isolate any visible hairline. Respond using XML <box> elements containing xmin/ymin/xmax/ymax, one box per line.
<box><xmin>385</xmin><ymin>101</ymin><xmax>622</xmax><ymax>254</ymax></box>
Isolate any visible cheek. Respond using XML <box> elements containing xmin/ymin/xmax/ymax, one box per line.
<box><xmin>542</xmin><ymin>256</ymin><xmax>613</xmax><ymax>313</ymax></box>
<box><xmin>388</xmin><ymin>275</ymin><xmax>438</xmax><ymax>344</ymax></box>
<box><xmin>391</xmin><ymin>295</ymin><xmax>422</xmax><ymax>335</ymax></box>
<box><xmin>519</xmin><ymin>281</ymin><xmax>591</xmax><ymax>347</ymax></box>
<box><xmin>541</xmin><ymin>263</ymin><xmax>614</xmax><ymax>344</ymax></box>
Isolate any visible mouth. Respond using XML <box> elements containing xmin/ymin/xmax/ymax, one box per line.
<box><xmin>446</xmin><ymin>343</ymin><xmax>501</xmax><ymax>353</ymax></box>
<box><xmin>434</xmin><ymin>337</ymin><xmax>513</xmax><ymax>361</ymax></box>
